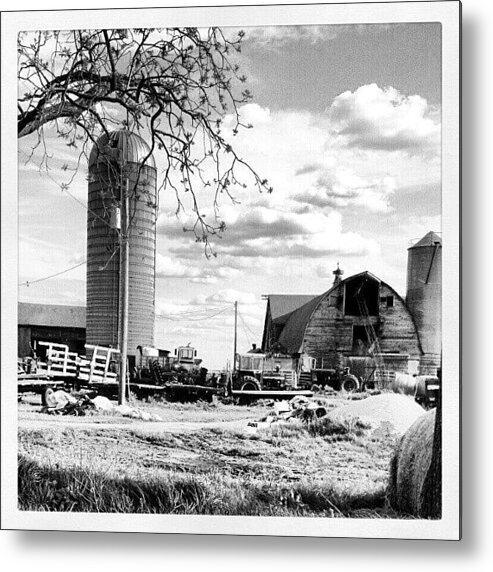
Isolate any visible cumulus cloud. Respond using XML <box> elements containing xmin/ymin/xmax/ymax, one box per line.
<box><xmin>191</xmin><ymin>289</ymin><xmax>258</xmax><ymax>307</ymax></box>
<box><xmin>159</xmin><ymin>205</ymin><xmax>378</xmax><ymax>260</ymax></box>
<box><xmin>327</xmin><ymin>84</ymin><xmax>440</xmax><ymax>156</ymax></box>
<box><xmin>240</xmin><ymin>25</ymin><xmax>339</xmax><ymax>48</ymax></box>
<box><xmin>156</xmin><ymin>253</ymin><xmax>240</xmax><ymax>284</ymax></box>
<box><xmin>294</xmin><ymin>167</ymin><xmax>397</xmax><ymax>213</ymax></box>
<box><xmin>236</xmin><ymin>24</ymin><xmax>399</xmax><ymax>50</ymax></box>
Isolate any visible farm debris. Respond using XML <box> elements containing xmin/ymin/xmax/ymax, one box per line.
<box><xmin>91</xmin><ymin>397</ymin><xmax>162</xmax><ymax>421</ymax></box>
<box><xmin>91</xmin><ymin>395</ymin><xmax>114</xmax><ymax>412</ymax></box>
<box><xmin>327</xmin><ymin>393</ymin><xmax>426</xmax><ymax>436</ymax></box>
<box><xmin>41</xmin><ymin>390</ymin><xmax>162</xmax><ymax>421</ymax></box>
<box><xmin>42</xmin><ymin>389</ymin><xmax>95</xmax><ymax>416</ymax></box>
<box><xmin>245</xmin><ymin>395</ymin><xmax>331</xmax><ymax>433</ymax></box>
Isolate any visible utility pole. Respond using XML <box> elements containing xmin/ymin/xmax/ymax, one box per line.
<box><xmin>118</xmin><ymin>143</ymin><xmax>129</xmax><ymax>405</ymax></box>
<box><xmin>233</xmin><ymin>301</ymin><xmax>238</xmax><ymax>374</ymax></box>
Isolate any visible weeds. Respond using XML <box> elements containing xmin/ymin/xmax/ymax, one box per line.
<box><xmin>18</xmin><ymin>455</ymin><xmax>389</xmax><ymax>517</ymax></box>
<box><xmin>307</xmin><ymin>416</ymin><xmax>372</xmax><ymax>439</ymax></box>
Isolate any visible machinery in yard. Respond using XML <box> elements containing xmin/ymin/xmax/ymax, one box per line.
<box><xmin>18</xmin><ymin>341</ymin><xmax>220</xmax><ymax>402</ymax></box>
<box><xmin>231</xmin><ymin>352</ymin><xmax>313</xmax><ymax>400</ymax></box>
<box><xmin>392</xmin><ymin>371</ymin><xmax>441</xmax><ymax>409</ymax></box>
<box><xmin>298</xmin><ymin>365</ymin><xmax>368</xmax><ymax>393</ymax></box>
<box><xmin>131</xmin><ymin>344</ymin><xmax>220</xmax><ymax>401</ymax></box>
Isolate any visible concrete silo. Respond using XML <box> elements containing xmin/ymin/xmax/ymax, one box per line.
<box><xmin>86</xmin><ymin>129</ymin><xmax>157</xmax><ymax>359</ymax></box>
<box><xmin>406</xmin><ymin>231</ymin><xmax>442</xmax><ymax>375</ymax></box>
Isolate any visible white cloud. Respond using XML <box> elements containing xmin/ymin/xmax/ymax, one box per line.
<box><xmin>156</xmin><ymin>254</ymin><xmax>201</xmax><ymax>279</ymax></box>
<box><xmin>294</xmin><ymin>168</ymin><xmax>397</xmax><ymax>213</ymax></box>
<box><xmin>191</xmin><ymin>289</ymin><xmax>258</xmax><ymax>307</ymax></box>
<box><xmin>156</xmin><ymin>253</ymin><xmax>241</xmax><ymax>284</ymax></box>
<box><xmin>237</xmin><ymin>24</ymin><xmax>398</xmax><ymax>50</ymax></box>
<box><xmin>160</xmin><ymin>205</ymin><xmax>378</xmax><ymax>260</ymax></box>
<box><xmin>327</xmin><ymin>84</ymin><xmax>441</xmax><ymax>156</ymax></box>
<box><xmin>240</xmin><ymin>25</ymin><xmax>338</xmax><ymax>48</ymax></box>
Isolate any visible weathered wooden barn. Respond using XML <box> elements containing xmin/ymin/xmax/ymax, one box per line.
<box><xmin>261</xmin><ymin>231</ymin><xmax>442</xmax><ymax>383</ymax></box>
<box><xmin>18</xmin><ymin>302</ymin><xmax>86</xmax><ymax>359</ymax></box>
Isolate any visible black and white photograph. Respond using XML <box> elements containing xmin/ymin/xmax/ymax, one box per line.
<box><xmin>1</xmin><ymin>1</ymin><xmax>460</xmax><ymax>543</ymax></box>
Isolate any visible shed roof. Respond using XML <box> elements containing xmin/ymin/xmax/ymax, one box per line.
<box><xmin>18</xmin><ymin>303</ymin><xmax>86</xmax><ymax>329</ymax></box>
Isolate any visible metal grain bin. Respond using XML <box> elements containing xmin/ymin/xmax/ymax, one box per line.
<box><xmin>87</xmin><ymin>130</ymin><xmax>157</xmax><ymax>356</ymax></box>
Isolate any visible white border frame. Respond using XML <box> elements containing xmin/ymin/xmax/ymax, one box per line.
<box><xmin>1</xmin><ymin>1</ymin><xmax>460</xmax><ymax>539</ymax></box>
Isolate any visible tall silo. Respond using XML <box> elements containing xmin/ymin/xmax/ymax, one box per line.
<box><xmin>406</xmin><ymin>231</ymin><xmax>442</xmax><ymax>375</ymax></box>
<box><xmin>86</xmin><ymin>129</ymin><xmax>157</xmax><ymax>359</ymax></box>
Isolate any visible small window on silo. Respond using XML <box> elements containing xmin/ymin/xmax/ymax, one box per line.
<box><xmin>386</xmin><ymin>296</ymin><xmax>394</xmax><ymax>307</ymax></box>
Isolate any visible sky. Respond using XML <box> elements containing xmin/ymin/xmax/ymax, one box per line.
<box><xmin>18</xmin><ymin>23</ymin><xmax>442</xmax><ymax>370</ymax></box>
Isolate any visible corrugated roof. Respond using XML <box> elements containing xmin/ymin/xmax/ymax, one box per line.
<box><xmin>18</xmin><ymin>303</ymin><xmax>86</xmax><ymax>329</ymax></box>
<box><xmin>268</xmin><ymin>294</ymin><xmax>318</xmax><ymax>324</ymax></box>
<box><xmin>410</xmin><ymin>231</ymin><xmax>442</xmax><ymax>249</ymax></box>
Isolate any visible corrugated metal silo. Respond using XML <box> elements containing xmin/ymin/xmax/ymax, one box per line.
<box><xmin>406</xmin><ymin>231</ymin><xmax>442</xmax><ymax>374</ymax></box>
<box><xmin>86</xmin><ymin>129</ymin><xmax>157</xmax><ymax>357</ymax></box>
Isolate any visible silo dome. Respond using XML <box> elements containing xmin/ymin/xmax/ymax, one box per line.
<box><xmin>88</xmin><ymin>129</ymin><xmax>156</xmax><ymax>170</ymax></box>
<box><xmin>86</xmin><ymin>129</ymin><xmax>157</xmax><ymax>358</ymax></box>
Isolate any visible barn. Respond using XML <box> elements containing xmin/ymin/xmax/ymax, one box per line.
<box><xmin>18</xmin><ymin>302</ymin><xmax>86</xmax><ymax>359</ymax></box>
<box><xmin>261</xmin><ymin>232</ymin><xmax>442</xmax><ymax>385</ymax></box>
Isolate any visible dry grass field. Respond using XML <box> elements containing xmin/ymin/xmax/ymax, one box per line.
<box><xmin>17</xmin><ymin>394</ymin><xmax>413</xmax><ymax>518</ymax></box>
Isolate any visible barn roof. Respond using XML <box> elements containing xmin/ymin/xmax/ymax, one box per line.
<box><xmin>268</xmin><ymin>294</ymin><xmax>318</xmax><ymax>325</ymax></box>
<box><xmin>277</xmin><ymin>293</ymin><xmax>326</xmax><ymax>354</ymax></box>
<box><xmin>276</xmin><ymin>271</ymin><xmax>385</xmax><ymax>354</ymax></box>
<box><xmin>18</xmin><ymin>303</ymin><xmax>86</xmax><ymax>329</ymax></box>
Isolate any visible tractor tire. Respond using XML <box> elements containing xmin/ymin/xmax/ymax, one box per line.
<box><xmin>240</xmin><ymin>377</ymin><xmax>261</xmax><ymax>392</ymax></box>
<box><xmin>341</xmin><ymin>375</ymin><xmax>360</xmax><ymax>393</ymax></box>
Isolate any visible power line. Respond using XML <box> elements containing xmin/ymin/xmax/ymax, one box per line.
<box><xmin>18</xmin><ymin>260</ymin><xmax>86</xmax><ymax>287</ymax></box>
<box><xmin>238</xmin><ymin>314</ymin><xmax>252</xmax><ymax>348</ymax></box>
<box><xmin>238</xmin><ymin>309</ymin><xmax>257</xmax><ymax>339</ymax></box>
<box><xmin>63</xmin><ymin>186</ymin><xmax>116</xmax><ymax>230</ymax></box>
<box><xmin>156</xmin><ymin>304</ymin><xmax>230</xmax><ymax>317</ymax></box>
<box><xmin>157</xmin><ymin>306</ymin><xmax>231</xmax><ymax>322</ymax></box>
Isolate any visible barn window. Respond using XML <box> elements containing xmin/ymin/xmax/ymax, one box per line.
<box><xmin>344</xmin><ymin>276</ymin><xmax>379</xmax><ymax>316</ymax></box>
<box><xmin>380</xmin><ymin>295</ymin><xmax>394</xmax><ymax>307</ymax></box>
<box><xmin>329</xmin><ymin>295</ymin><xmax>342</xmax><ymax>307</ymax></box>
<box><xmin>352</xmin><ymin>325</ymin><xmax>369</xmax><ymax>349</ymax></box>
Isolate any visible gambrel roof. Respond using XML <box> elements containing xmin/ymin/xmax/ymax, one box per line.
<box><xmin>268</xmin><ymin>271</ymin><xmax>401</xmax><ymax>355</ymax></box>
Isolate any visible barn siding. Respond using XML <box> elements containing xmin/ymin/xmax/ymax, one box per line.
<box><xmin>303</xmin><ymin>282</ymin><xmax>421</xmax><ymax>370</ymax></box>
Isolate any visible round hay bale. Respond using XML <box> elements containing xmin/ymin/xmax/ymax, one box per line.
<box><xmin>388</xmin><ymin>408</ymin><xmax>439</xmax><ymax>517</ymax></box>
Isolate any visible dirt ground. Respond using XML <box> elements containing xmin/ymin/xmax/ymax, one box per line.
<box><xmin>17</xmin><ymin>393</ymin><xmax>271</xmax><ymax>434</ymax></box>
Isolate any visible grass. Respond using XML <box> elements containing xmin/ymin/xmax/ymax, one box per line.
<box><xmin>17</xmin><ymin>397</ymin><xmax>403</xmax><ymax>517</ymax></box>
<box><xmin>18</xmin><ymin>454</ymin><xmax>388</xmax><ymax>517</ymax></box>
